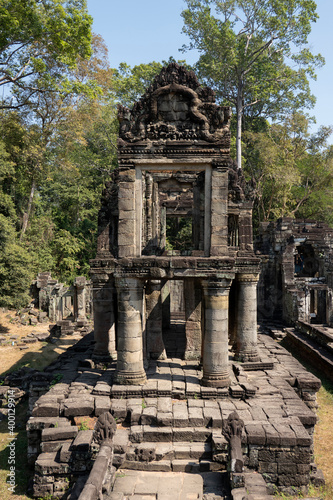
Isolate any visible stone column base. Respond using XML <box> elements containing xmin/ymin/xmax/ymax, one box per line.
<box><xmin>202</xmin><ymin>370</ymin><xmax>230</xmax><ymax>387</ymax></box>
<box><xmin>114</xmin><ymin>370</ymin><xmax>147</xmax><ymax>386</ymax></box>
<box><xmin>235</xmin><ymin>349</ymin><xmax>260</xmax><ymax>363</ymax></box>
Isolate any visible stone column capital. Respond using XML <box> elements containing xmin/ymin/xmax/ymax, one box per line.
<box><xmin>115</xmin><ymin>276</ymin><xmax>143</xmax><ymax>291</ymax></box>
<box><xmin>93</xmin><ymin>281</ymin><xmax>116</xmax><ymax>301</ymax></box>
<box><xmin>201</xmin><ymin>277</ymin><xmax>233</xmax><ymax>295</ymax></box>
<box><xmin>236</xmin><ymin>273</ymin><xmax>259</xmax><ymax>284</ymax></box>
<box><xmin>74</xmin><ymin>276</ymin><xmax>87</xmax><ymax>289</ymax></box>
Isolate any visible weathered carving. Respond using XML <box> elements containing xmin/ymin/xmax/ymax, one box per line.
<box><xmin>93</xmin><ymin>411</ymin><xmax>117</xmax><ymax>446</ymax></box>
<box><xmin>118</xmin><ymin>63</ymin><xmax>231</xmax><ymax>145</ymax></box>
<box><xmin>228</xmin><ymin>160</ymin><xmax>246</xmax><ymax>202</ymax></box>
<box><xmin>97</xmin><ymin>174</ymin><xmax>118</xmax><ymax>257</ymax></box>
<box><xmin>223</xmin><ymin>411</ymin><xmax>244</xmax><ymax>473</ymax></box>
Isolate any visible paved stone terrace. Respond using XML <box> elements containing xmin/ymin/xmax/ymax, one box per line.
<box><xmin>28</xmin><ymin>327</ymin><xmax>321</xmax><ymax>498</ymax></box>
<box><xmin>108</xmin><ymin>470</ymin><xmax>204</xmax><ymax>499</ymax></box>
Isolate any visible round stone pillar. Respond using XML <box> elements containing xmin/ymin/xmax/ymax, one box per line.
<box><xmin>115</xmin><ymin>277</ymin><xmax>147</xmax><ymax>385</ymax></box>
<box><xmin>235</xmin><ymin>273</ymin><xmax>260</xmax><ymax>362</ymax></box>
<box><xmin>201</xmin><ymin>278</ymin><xmax>232</xmax><ymax>387</ymax></box>
<box><xmin>93</xmin><ymin>280</ymin><xmax>117</xmax><ymax>360</ymax></box>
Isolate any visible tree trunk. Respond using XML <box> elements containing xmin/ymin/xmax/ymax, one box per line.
<box><xmin>236</xmin><ymin>83</ymin><xmax>243</xmax><ymax>169</ymax></box>
<box><xmin>20</xmin><ymin>178</ymin><xmax>36</xmax><ymax>239</ymax></box>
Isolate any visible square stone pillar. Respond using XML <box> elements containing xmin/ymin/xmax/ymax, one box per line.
<box><xmin>210</xmin><ymin>166</ymin><xmax>228</xmax><ymax>256</ymax></box>
<box><xmin>238</xmin><ymin>208</ymin><xmax>254</xmax><ymax>252</ymax></box>
<box><xmin>201</xmin><ymin>278</ymin><xmax>232</xmax><ymax>387</ymax></box>
<box><xmin>146</xmin><ymin>280</ymin><xmax>166</xmax><ymax>360</ymax></box>
<box><xmin>93</xmin><ymin>279</ymin><xmax>117</xmax><ymax>360</ymax></box>
<box><xmin>118</xmin><ymin>167</ymin><xmax>136</xmax><ymax>258</ymax></box>
<box><xmin>74</xmin><ymin>276</ymin><xmax>87</xmax><ymax>322</ymax></box>
<box><xmin>115</xmin><ymin>277</ymin><xmax>147</xmax><ymax>385</ymax></box>
<box><xmin>184</xmin><ymin>279</ymin><xmax>202</xmax><ymax>360</ymax></box>
<box><xmin>161</xmin><ymin>280</ymin><xmax>171</xmax><ymax>330</ymax></box>
<box><xmin>234</xmin><ymin>273</ymin><xmax>260</xmax><ymax>362</ymax></box>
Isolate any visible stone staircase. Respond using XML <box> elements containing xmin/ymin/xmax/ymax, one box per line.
<box><xmin>282</xmin><ymin>323</ymin><xmax>333</xmax><ymax>383</ymax></box>
<box><xmin>111</xmin><ymin>398</ymin><xmax>228</xmax><ymax>475</ymax></box>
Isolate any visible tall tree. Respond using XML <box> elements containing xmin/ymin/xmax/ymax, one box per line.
<box><xmin>181</xmin><ymin>0</ymin><xmax>324</xmax><ymax>168</ymax></box>
<box><xmin>1</xmin><ymin>33</ymin><xmax>111</xmax><ymax>239</ymax></box>
<box><xmin>0</xmin><ymin>0</ymin><xmax>93</xmax><ymax>108</ymax></box>
<box><xmin>0</xmin><ymin>34</ymin><xmax>116</xmax><ymax>283</ymax></box>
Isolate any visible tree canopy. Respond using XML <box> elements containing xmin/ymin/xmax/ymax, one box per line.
<box><xmin>0</xmin><ymin>0</ymin><xmax>93</xmax><ymax>108</ymax></box>
<box><xmin>181</xmin><ymin>0</ymin><xmax>324</xmax><ymax>168</ymax></box>
<box><xmin>245</xmin><ymin>113</ymin><xmax>333</xmax><ymax>225</ymax></box>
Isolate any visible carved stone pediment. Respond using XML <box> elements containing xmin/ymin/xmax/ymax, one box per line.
<box><xmin>118</xmin><ymin>63</ymin><xmax>231</xmax><ymax>145</ymax></box>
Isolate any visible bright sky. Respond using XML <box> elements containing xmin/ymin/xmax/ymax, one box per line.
<box><xmin>87</xmin><ymin>0</ymin><xmax>333</xmax><ymax>137</ymax></box>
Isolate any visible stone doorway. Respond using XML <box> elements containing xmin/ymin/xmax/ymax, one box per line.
<box><xmin>310</xmin><ymin>287</ymin><xmax>327</xmax><ymax>324</ymax></box>
<box><xmin>149</xmin><ymin>278</ymin><xmax>202</xmax><ymax>361</ymax></box>
<box><xmin>161</xmin><ymin>280</ymin><xmax>186</xmax><ymax>358</ymax></box>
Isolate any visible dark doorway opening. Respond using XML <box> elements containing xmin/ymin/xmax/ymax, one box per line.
<box><xmin>295</xmin><ymin>244</ymin><xmax>318</xmax><ymax>277</ymax></box>
<box><xmin>162</xmin><ymin>280</ymin><xmax>186</xmax><ymax>358</ymax></box>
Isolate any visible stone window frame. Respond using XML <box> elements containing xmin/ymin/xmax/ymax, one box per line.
<box><xmin>134</xmin><ymin>161</ymin><xmax>212</xmax><ymax>257</ymax></box>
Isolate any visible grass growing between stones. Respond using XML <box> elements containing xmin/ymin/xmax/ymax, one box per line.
<box><xmin>0</xmin><ymin>398</ymin><xmax>31</xmax><ymax>500</ymax></box>
<box><xmin>311</xmin><ymin>381</ymin><xmax>333</xmax><ymax>499</ymax></box>
<box><xmin>277</xmin><ymin>339</ymin><xmax>333</xmax><ymax>500</ymax></box>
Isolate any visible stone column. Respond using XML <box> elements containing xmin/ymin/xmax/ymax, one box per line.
<box><xmin>93</xmin><ymin>279</ymin><xmax>117</xmax><ymax>360</ymax></box>
<box><xmin>201</xmin><ymin>278</ymin><xmax>232</xmax><ymax>387</ymax></box>
<box><xmin>184</xmin><ymin>279</ymin><xmax>202</xmax><ymax>360</ymax></box>
<box><xmin>115</xmin><ymin>277</ymin><xmax>147</xmax><ymax>385</ymax></box>
<box><xmin>146</xmin><ymin>280</ymin><xmax>166</xmax><ymax>360</ymax></box>
<box><xmin>74</xmin><ymin>276</ymin><xmax>87</xmax><ymax>322</ymax></box>
<box><xmin>234</xmin><ymin>273</ymin><xmax>260</xmax><ymax>362</ymax></box>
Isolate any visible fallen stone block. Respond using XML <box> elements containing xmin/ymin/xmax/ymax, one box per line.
<box><xmin>41</xmin><ymin>426</ymin><xmax>78</xmax><ymax>442</ymax></box>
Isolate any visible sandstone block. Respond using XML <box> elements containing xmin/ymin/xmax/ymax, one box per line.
<box><xmin>41</xmin><ymin>426</ymin><xmax>78</xmax><ymax>442</ymax></box>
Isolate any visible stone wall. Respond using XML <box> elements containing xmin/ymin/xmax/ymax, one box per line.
<box><xmin>256</xmin><ymin>218</ymin><xmax>333</xmax><ymax>326</ymax></box>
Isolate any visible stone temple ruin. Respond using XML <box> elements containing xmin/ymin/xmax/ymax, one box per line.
<box><xmin>256</xmin><ymin>218</ymin><xmax>333</xmax><ymax>326</ymax></box>
<box><xmin>91</xmin><ymin>62</ymin><xmax>261</xmax><ymax>386</ymax></box>
<box><xmin>26</xmin><ymin>65</ymin><xmax>325</xmax><ymax>500</ymax></box>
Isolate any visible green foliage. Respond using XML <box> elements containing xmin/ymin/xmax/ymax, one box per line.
<box><xmin>244</xmin><ymin>112</ymin><xmax>333</xmax><ymax>225</ymax></box>
<box><xmin>0</xmin><ymin>214</ymin><xmax>33</xmax><ymax>308</ymax></box>
<box><xmin>49</xmin><ymin>373</ymin><xmax>64</xmax><ymax>387</ymax></box>
<box><xmin>181</xmin><ymin>0</ymin><xmax>324</xmax><ymax>167</ymax></box>
<box><xmin>0</xmin><ymin>0</ymin><xmax>93</xmax><ymax>108</ymax></box>
<box><xmin>166</xmin><ymin>217</ymin><xmax>193</xmax><ymax>253</ymax></box>
<box><xmin>112</xmin><ymin>61</ymin><xmax>164</xmax><ymax>108</ymax></box>
<box><xmin>79</xmin><ymin>420</ymin><xmax>90</xmax><ymax>431</ymax></box>
<box><xmin>0</xmin><ymin>33</ymin><xmax>119</xmax><ymax>292</ymax></box>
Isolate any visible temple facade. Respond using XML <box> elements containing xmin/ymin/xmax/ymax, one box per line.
<box><xmin>90</xmin><ymin>63</ymin><xmax>260</xmax><ymax>387</ymax></box>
